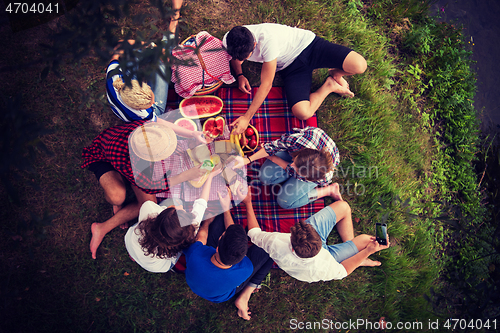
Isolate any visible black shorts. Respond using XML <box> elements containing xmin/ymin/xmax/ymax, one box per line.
<box><xmin>88</xmin><ymin>161</ymin><xmax>116</xmax><ymax>181</ymax></box>
<box><xmin>280</xmin><ymin>36</ymin><xmax>353</xmax><ymax>108</ymax></box>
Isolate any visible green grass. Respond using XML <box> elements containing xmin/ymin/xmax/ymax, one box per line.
<box><xmin>0</xmin><ymin>0</ymin><xmax>489</xmax><ymax>331</ymax></box>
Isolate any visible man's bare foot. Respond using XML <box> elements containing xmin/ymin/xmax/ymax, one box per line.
<box><xmin>329</xmin><ymin>69</ymin><xmax>349</xmax><ymax>89</ymax></box>
<box><xmin>235</xmin><ymin>297</ymin><xmax>252</xmax><ymax>320</ymax></box>
<box><xmin>329</xmin><ymin>183</ymin><xmax>343</xmax><ymax>201</ymax></box>
<box><xmin>90</xmin><ymin>223</ymin><xmax>106</xmax><ymax>260</ymax></box>
<box><xmin>325</xmin><ymin>76</ymin><xmax>354</xmax><ymax>98</ymax></box>
<box><xmin>360</xmin><ymin>258</ymin><xmax>382</xmax><ymax>267</ymax></box>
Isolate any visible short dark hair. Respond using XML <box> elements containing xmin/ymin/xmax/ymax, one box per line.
<box><xmin>226</xmin><ymin>26</ymin><xmax>255</xmax><ymax>61</ymax></box>
<box><xmin>218</xmin><ymin>224</ymin><xmax>248</xmax><ymax>265</ymax></box>
<box><xmin>137</xmin><ymin>207</ymin><xmax>196</xmax><ymax>258</ymax></box>
<box><xmin>290</xmin><ymin>220</ymin><xmax>322</xmax><ymax>258</ymax></box>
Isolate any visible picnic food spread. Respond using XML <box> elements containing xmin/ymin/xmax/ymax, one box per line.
<box><xmin>179</xmin><ymin>95</ymin><xmax>223</xmax><ymax>119</ymax></box>
<box><xmin>186</xmin><ymin>141</ymin><xmax>241</xmax><ymax>190</ymax></box>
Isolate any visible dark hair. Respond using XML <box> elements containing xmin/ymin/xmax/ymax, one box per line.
<box><xmin>291</xmin><ymin>148</ymin><xmax>334</xmax><ymax>182</ymax></box>
<box><xmin>136</xmin><ymin>207</ymin><xmax>196</xmax><ymax>258</ymax></box>
<box><xmin>218</xmin><ymin>224</ymin><xmax>248</xmax><ymax>265</ymax></box>
<box><xmin>290</xmin><ymin>220</ymin><xmax>322</xmax><ymax>258</ymax></box>
<box><xmin>226</xmin><ymin>26</ymin><xmax>255</xmax><ymax>61</ymax></box>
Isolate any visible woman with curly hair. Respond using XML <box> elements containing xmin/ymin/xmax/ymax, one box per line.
<box><xmin>124</xmin><ymin>166</ymin><xmax>221</xmax><ymax>273</ymax></box>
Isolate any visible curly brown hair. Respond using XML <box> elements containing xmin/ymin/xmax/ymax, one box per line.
<box><xmin>136</xmin><ymin>207</ymin><xmax>196</xmax><ymax>258</ymax></box>
<box><xmin>290</xmin><ymin>147</ymin><xmax>334</xmax><ymax>182</ymax></box>
<box><xmin>290</xmin><ymin>220</ymin><xmax>322</xmax><ymax>258</ymax></box>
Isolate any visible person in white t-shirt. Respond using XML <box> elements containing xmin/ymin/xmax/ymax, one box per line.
<box><xmin>124</xmin><ymin>164</ymin><xmax>222</xmax><ymax>273</ymax></box>
<box><xmin>223</xmin><ymin>23</ymin><xmax>367</xmax><ymax>133</ymax></box>
<box><xmin>243</xmin><ymin>187</ymin><xmax>389</xmax><ymax>283</ymax></box>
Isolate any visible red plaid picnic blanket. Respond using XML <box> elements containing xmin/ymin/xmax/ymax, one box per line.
<box><xmin>162</xmin><ymin>87</ymin><xmax>324</xmax><ymax>233</ymax></box>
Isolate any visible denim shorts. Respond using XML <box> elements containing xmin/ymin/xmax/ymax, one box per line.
<box><xmin>305</xmin><ymin>205</ymin><xmax>359</xmax><ymax>263</ymax></box>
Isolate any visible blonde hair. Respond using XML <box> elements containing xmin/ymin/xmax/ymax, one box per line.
<box><xmin>113</xmin><ymin>78</ymin><xmax>154</xmax><ymax>110</ymax></box>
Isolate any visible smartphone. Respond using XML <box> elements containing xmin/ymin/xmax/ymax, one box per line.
<box><xmin>376</xmin><ymin>223</ymin><xmax>387</xmax><ymax>245</ymax></box>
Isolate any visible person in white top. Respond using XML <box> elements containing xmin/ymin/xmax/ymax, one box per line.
<box><xmin>124</xmin><ymin>164</ymin><xmax>222</xmax><ymax>273</ymax></box>
<box><xmin>223</xmin><ymin>23</ymin><xmax>367</xmax><ymax>134</ymax></box>
<box><xmin>244</xmin><ymin>187</ymin><xmax>390</xmax><ymax>283</ymax></box>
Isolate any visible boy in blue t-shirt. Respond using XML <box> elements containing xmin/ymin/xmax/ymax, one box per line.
<box><xmin>184</xmin><ymin>189</ymin><xmax>273</xmax><ymax>320</ymax></box>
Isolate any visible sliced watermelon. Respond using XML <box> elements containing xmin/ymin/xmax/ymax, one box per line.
<box><xmin>214</xmin><ymin>116</ymin><xmax>225</xmax><ymax>131</ymax></box>
<box><xmin>174</xmin><ymin>118</ymin><xmax>198</xmax><ymax>131</ymax></box>
<box><xmin>179</xmin><ymin>96</ymin><xmax>223</xmax><ymax>119</ymax></box>
<box><xmin>202</xmin><ymin>116</ymin><xmax>225</xmax><ymax>138</ymax></box>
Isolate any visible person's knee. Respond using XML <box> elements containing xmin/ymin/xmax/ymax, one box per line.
<box><xmin>99</xmin><ymin>171</ymin><xmax>127</xmax><ymax>205</ymax></box>
<box><xmin>293</xmin><ymin>111</ymin><xmax>312</xmax><ymax>121</ymax></box>
<box><xmin>333</xmin><ymin>200</ymin><xmax>351</xmax><ymax>216</ymax></box>
<box><xmin>105</xmin><ymin>187</ymin><xmax>126</xmax><ymax>206</ymax></box>
<box><xmin>344</xmin><ymin>51</ymin><xmax>367</xmax><ymax>74</ymax></box>
<box><xmin>352</xmin><ymin>234</ymin><xmax>373</xmax><ymax>251</ymax></box>
<box><xmin>342</xmin><ymin>200</ymin><xmax>352</xmax><ymax>214</ymax></box>
<box><xmin>277</xmin><ymin>196</ymin><xmax>293</xmax><ymax>209</ymax></box>
<box><xmin>277</xmin><ymin>192</ymin><xmax>301</xmax><ymax>209</ymax></box>
<box><xmin>291</xmin><ymin>104</ymin><xmax>312</xmax><ymax>121</ymax></box>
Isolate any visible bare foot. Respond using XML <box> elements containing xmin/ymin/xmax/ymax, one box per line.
<box><xmin>235</xmin><ymin>299</ymin><xmax>252</xmax><ymax>321</ymax></box>
<box><xmin>329</xmin><ymin>183</ymin><xmax>343</xmax><ymax>201</ymax></box>
<box><xmin>234</xmin><ymin>293</ymin><xmax>251</xmax><ymax>320</ymax></box>
<box><xmin>90</xmin><ymin>223</ymin><xmax>105</xmax><ymax>260</ymax></box>
<box><xmin>234</xmin><ymin>285</ymin><xmax>254</xmax><ymax>320</ymax></box>
<box><xmin>325</xmin><ymin>76</ymin><xmax>354</xmax><ymax>98</ymax></box>
<box><xmin>329</xmin><ymin>69</ymin><xmax>349</xmax><ymax>89</ymax></box>
<box><xmin>360</xmin><ymin>258</ymin><xmax>382</xmax><ymax>267</ymax></box>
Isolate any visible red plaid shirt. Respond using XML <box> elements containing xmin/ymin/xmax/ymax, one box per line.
<box><xmin>81</xmin><ymin>121</ymin><xmax>169</xmax><ymax>194</ymax></box>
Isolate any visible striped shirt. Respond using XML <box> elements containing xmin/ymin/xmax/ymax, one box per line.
<box><xmin>262</xmin><ymin>127</ymin><xmax>340</xmax><ymax>186</ymax></box>
<box><xmin>106</xmin><ymin>60</ymin><xmax>157</xmax><ymax>122</ymax></box>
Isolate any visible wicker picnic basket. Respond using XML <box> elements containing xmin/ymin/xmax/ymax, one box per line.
<box><xmin>180</xmin><ymin>35</ymin><xmax>223</xmax><ymax>95</ymax></box>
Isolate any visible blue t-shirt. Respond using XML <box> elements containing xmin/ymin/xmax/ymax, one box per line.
<box><xmin>106</xmin><ymin>60</ymin><xmax>157</xmax><ymax>122</ymax></box>
<box><xmin>184</xmin><ymin>241</ymin><xmax>253</xmax><ymax>303</ymax></box>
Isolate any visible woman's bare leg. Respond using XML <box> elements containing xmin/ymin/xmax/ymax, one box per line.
<box><xmin>90</xmin><ymin>184</ymin><xmax>156</xmax><ymax>259</ymax></box>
